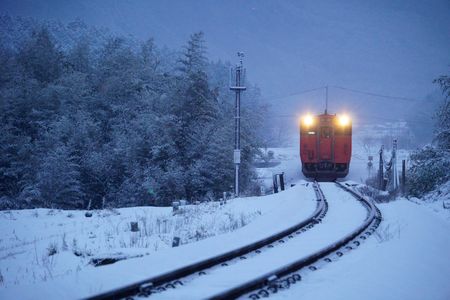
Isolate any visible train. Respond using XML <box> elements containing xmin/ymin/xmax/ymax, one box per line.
<box><xmin>299</xmin><ymin>112</ymin><xmax>352</xmax><ymax>181</ymax></box>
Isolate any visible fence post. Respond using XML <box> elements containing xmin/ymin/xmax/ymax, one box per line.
<box><xmin>280</xmin><ymin>173</ymin><xmax>285</xmax><ymax>191</ymax></box>
<box><xmin>172</xmin><ymin>236</ymin><xmax>180</xmax><ymax>247</ymax></box>
<box><xmin>130</xmin><ymin>222</ymin><xmax>139</xmax><ymax>232</ymax></box>
<box><xmin>273</xmin><ymin>174</ymin><xmax>279</xmax><ymax>193</ymax></box>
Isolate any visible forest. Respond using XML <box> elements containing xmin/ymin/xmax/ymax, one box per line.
<box><xmin>0</xmin><ymin>15</ymin><xmax>269</xmax><ymax>209</ymax></box>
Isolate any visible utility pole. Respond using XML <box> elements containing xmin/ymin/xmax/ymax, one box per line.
<box><xmin>230</xmin><ymin>52</ymin><xmax>246</xmax><ymax>197</ymax></box>
<box><xmin>391</xmin><ymin>139</ymin><xmax>399</xmax><ymax>191</ymax></box>
<box><xmin>378</xmin><ymin>145</ymin><xmax>384</xmax><ymax>190</ymax></box>
<box><xmin>325</xmin><ymin>85</ymin><xmax>329</xmax><ymax>114</ymax></box>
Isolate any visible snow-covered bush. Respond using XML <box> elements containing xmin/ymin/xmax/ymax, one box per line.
<box><xmin>46</xmin><ymin>242</ymin><xmax>58</xmax><ymax>256</ymax></box>
<box><xmin>407</xmin><ymin>72</ymin><xmax>450</xmax><ymax>198</ymax></box>
<box><xmin>407</xmin><ymin>146</ymin><xmax>450</xmax><ymax>197</ymax></box>
<box><xmin>358</xmin><ymin>184</ymin><xmax>391</xmax><ymax>203</ymax></box>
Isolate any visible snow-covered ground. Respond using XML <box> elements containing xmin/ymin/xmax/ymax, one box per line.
<box><xmin>279</xmin><ymin>198</ymin><xmax>450</xmax><ymax>300</ymax></box>
<box><xmin>0</xmin><ymin>182</ymin><xmax>317</xmax><ymax>299</ymax></box>
<box><xmin>0</xmin><ymin>198</ymin><xmax>269</xmax><ymax>290</ymax></box>
<box><xmin>409</xmin><ymin>180</ymin><xmax>450</xmax><ymax>223</ymax></box>
<box><xmin>1</xmin><ymin>136</ymin><xmax>449</xmax><ymax>299</ymax></box>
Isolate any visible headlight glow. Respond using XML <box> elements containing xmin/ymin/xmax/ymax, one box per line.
<box><xmin>303</xmin><ymin>115</ymin><xmax>314</xmax><ymax>126</ymax></box>
<box><xmin>338</xmin><ymin>115</ymin><xmax>350</xmax><ymax>126</ymax></box>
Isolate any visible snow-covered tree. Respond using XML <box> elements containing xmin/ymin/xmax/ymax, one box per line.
<box><xmin>0</xmin><ymin>16</ymin><xmax>266</xmax><ymax>208</ymax></box>
<box><xmin>18</xmin><ymin>28</ymin><xmax>62</xmax><ymax>84</ymax></box>
<box><xmin>408</xmin><ymin>72</ymin><xmax>450</xmax><ymax>197</ymax></box>
<box><xmin>433</xmin><ymin>75</ymin><xmax>450</xmax><ymax>149</ymax></box>
<box><xmin>35</xmin><ymin>145</ymin><xmax>83</xmax><ymax>208</ymax></box>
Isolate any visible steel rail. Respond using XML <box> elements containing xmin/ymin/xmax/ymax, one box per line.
<box><xmin>87</xmin><ymin>182</ymin><xmax>327</xmax><ymax>300</ymax></box>
<box><xmin>209</xmin><ymin>182</ymin><xmax>382</xmax><ymax>300</ymax></box>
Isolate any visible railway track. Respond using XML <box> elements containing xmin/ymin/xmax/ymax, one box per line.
<box><xmin>88</xmin><ymin>182</ymin><xmax>328</xmax><ymax>300</ymax></box>
<box><xmin>213</xmin><ymin>181</ymin><xmax>382</xmax><ymax>299</ymax></box>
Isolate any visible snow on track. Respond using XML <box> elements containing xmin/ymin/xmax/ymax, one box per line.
<box><xmin>149</xmin><ymin>182</ymin><xmax>368</xmax><ymax>299</ymax></box>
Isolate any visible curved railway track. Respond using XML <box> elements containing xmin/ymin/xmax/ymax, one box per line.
<box><xmin>211</xmin><ymin>181</ymin><xmax>382</xmax><ymax>299</ymax></box>
<box><xmin>88</xmin><ymin>182</ymin><xmax>381</xmax><ymax>300</ymax></box>
<box><xmin>88</xmin><ymin>182</ymin><xmax>328</xmax><ymax>300</ymax></box>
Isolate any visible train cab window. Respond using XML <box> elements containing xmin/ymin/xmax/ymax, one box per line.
<box><xmin>320</xmin><ymin>127</ymin><xmax>331</xmax><ymax>138</ymax></box>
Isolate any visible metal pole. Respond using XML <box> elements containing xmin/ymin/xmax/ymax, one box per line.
<box><xmin>230</xmin><ymin>53</ymin><xmax>246</xmax><ymax>198</ymax></box>
<box><xmin>379</xmin><ymin>146</ymin><xmax>384</xmax><ymax>190</ymax></box>
<box><xmin>235</xmin><ymin>65</ymin><xmax>240</xmax><ymax>197</ymax></box>
<box><xmin>325</xmin><ymin>85</ymin><xmax>328</xmax><ymax>114</ymax></box>
<box><xmin>392</xmin><ymin>139</ymin><xmax>398</xmax><ymax>191</ymax></box>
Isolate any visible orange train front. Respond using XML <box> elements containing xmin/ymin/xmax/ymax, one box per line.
<box><xmin>299</xmin><ymin>112</ymin><xmax>352</xmax><ymax>181</ymax></box>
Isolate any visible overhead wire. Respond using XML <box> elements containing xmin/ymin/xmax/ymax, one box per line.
<box><xmin>329</xmin><ymin>85</ymin><xmax>421</xmax><ymax>102</ymax></box>
<box><xmin>260</xmin><ymin>86</ymin><xmax>326</xmax><ymax>101</ymax></box>
<box><xmin>260</xmin><ymin>84</ymin><xmax>434</xmax><ymax>121</ymax></box>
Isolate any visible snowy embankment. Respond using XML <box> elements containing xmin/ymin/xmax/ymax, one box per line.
<box><xmin>0</xmin><ymin>182</ymin><xmax>316</xmax><ymax>299</ymax></box>
<box><xmin>281</xmin><ymin>197</ymin><xmax>450</xmax><ymax>300</ymax></box>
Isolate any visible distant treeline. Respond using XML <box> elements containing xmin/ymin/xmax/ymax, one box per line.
<box><xmin>0</xmin><ymin>15</ymin><xmax>268</xmax><ymax>209</ymax></box>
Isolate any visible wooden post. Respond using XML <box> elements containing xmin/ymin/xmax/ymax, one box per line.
<box><xmin>130</xmin><ymin>222</ymin><xmax>139</xmax><ymax>232</ymax></box>
<box><xmin>273</xmin><ymin>174</ymin><xmax>279</xmax><ymax>193</ymax></box>
<box><xmin>172</xmin><ymin>201</ymin><xmax>179</xmax><ymax>212</ymax></box>
<box><xmin>280</xmin><ymin>173</ymin><xmax>285</xmax><ymax>191</ymax></box>
<box><xmin>85</xmin><ymin>199</ymin><xmax>93</xmax><ymax>217</ymax></box>
<box><xmin>172</xmin><ymin>237</ymin><xmax>180</xmax><ymax>247</ymax></box>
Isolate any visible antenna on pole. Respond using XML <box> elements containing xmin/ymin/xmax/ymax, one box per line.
<box><xmin>325</xmin><ymin>85</ymin><xmax>328</xmax><ymax>114</ymax></box>
<box><xmin>230</xmin><ymin>52</ymin><xmax>246</xmax><ymax>197</ymax></box>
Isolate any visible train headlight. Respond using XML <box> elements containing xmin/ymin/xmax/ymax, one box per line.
<box><xmin>303</xmin><ymin>115</ymin><xmax>314</xmax><ymax>126</ymax></box>
<box><xmin>338</xmin><ymin>115</ymin><xmax>350</xmax><ymax>126</ymax></box>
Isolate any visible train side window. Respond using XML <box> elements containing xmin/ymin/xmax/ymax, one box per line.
<box><xmin>320</xmin><ymin>127</ymin><xmax>331</xmax><ymax>138</ymax></box>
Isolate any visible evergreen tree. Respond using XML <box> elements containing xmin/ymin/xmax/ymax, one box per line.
<box><xmin>35</xmin><ymin>145</ymin><xmax>83</xmax><ymax>208</ymax></box>
<box><xmin>18</xmin><ymin>28</ymin><xmax>62</xmax><ymax>84</ymax></box>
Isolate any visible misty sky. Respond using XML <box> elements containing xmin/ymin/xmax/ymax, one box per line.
<box><xmin>2</xmin><ymin>0</ymin><xmax>450</xmax><ymax>122</ymax></box>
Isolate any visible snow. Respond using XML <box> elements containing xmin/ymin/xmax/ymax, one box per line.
<box><xmin>0</xmin><ymin>182</ymin><xmax>316</xmax><ymax>299</ymax></box>
<box><xmin>276</xmin><ymin>198</ymin><xmax>450</xmax><ymax>300</ymax></box>
<box><xmin>409</xmin><ymin>180</ymin><xmax>450</xmax><ymax>223</ymax></box>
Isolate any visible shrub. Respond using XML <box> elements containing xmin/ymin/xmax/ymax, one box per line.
<box><xmin>47</xmin><ymin>242</ymin><xmax>58</xmax><ymax>256</ymax></box>
<box><xmin>407</xmin><ymin>146</ymin><xmax>450</xmax><ymax>197</ymax></box>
